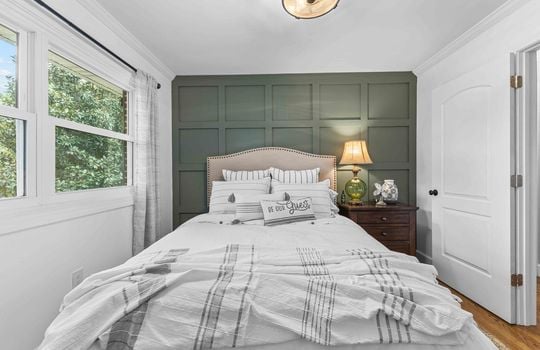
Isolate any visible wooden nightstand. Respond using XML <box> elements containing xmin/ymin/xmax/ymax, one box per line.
<box><xmin>338</xmin><ymin>203</ymin><xmax>418</xmax><ymax>256</ymax></box>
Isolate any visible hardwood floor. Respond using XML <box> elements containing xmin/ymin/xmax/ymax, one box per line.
<box><xmin>445</xmin><ymin>278</ymin><xmax>540</xmax><ymax>350</ymax></box>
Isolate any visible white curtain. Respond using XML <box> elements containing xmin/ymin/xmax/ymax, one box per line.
<box><xmin>132</xmin><ymin>71</ymin><xmax>160</xmax><ymax>255</ymax></box>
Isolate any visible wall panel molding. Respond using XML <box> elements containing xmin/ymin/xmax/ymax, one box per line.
<box><xmin>172</xmin><ymin>72</ymin><xmax>417</xmax><ymax>227</ymax></box>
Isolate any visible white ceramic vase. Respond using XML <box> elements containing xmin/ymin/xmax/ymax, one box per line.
<box><xmin>381</xmin><ymin>179</ymin><xmax>398</xmax><ymax>204</ymax></box>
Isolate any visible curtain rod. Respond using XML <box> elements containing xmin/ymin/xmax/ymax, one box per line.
<box><xmin>33</xmin><ymin>0</ymin><xmax>161</xmax><ymax>90</ymax></box>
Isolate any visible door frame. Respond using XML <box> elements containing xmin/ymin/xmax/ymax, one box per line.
<box><xmin>515</xmin><ymin>41</ymin><xmax>540</xmax><ymax>326</ymax></box>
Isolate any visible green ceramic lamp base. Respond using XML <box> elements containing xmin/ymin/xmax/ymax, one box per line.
<box><xmin>344</xmin><ymin>166</ymin><xmax>367</xmax><ymax>205</ymax></box>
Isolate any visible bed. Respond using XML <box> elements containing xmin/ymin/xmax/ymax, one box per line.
<box><xmin>38</xmin><ymin>148</ymin><xmax>497</xmax><ymax>350</ymax></box>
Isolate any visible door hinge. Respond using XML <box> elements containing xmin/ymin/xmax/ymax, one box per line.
<box><xmin>511</xmin><ymin>274</ymin><xmax>523</xmax><ymax>287</ymax></box>
<box><xmin>511</xmin><ymin>174</ymin><xmax>523</xmax><ymax>188</ymax></box>
<box><xmin>510</xmin><ymin>75</ymin><xmax>523</xmax><ymax>89</ymax></box>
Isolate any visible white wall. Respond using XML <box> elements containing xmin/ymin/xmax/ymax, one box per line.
<box><xmin>0</xmin><ymin>207</ymin><xmax>132</xmax><ymax>350</ymax></box>
<box><xmin>0</xmin><ymin>1</ymin><xmax>174</xmax><ymax>349</ymax></box>
<box><xmin>414</xmin><ymin>0</ymin><xmax>540</xmax><ymax>262</ymax></box>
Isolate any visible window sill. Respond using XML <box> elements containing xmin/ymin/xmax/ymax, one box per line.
<box><xmin>0</xmin><ymin>194</ymin><xmax>134</xmax><ymax>236</ymax></box>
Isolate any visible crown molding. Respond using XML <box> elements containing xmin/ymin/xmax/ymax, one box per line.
<box><xmin>75</xmin><ymin>0</ymin><xmax>175</xmax><ymax>81</ymax></box>
<box><xmin>3</xmin><ymin>0</ymin><xmax>174</xmax><ymax>83</ymax></box>
<box><xmin>413</xmin><ymin>0</ymin><xmax>532</xmax><ymax>76</ymax></box>
<box><xmin>0</xmin><ymin>0</ymin><xmax>133</xmax><ymax>86</ymax></box>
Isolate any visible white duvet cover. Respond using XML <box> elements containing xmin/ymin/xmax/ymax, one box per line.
<box><xmin>40</xmin><ymin>214</ymin><xmax>496</xmax><ymax>350</ymax></box>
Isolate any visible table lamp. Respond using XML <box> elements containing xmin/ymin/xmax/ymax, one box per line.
<box><xmin>339</xmin><ymin>140</ymin><xmax>373</xmax><ymax>205</ymax></box>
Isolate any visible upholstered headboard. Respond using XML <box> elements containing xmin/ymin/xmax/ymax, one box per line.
<box><xmin>207</xmin><ymin>147</ymin><xmax>337</xmax><ymax>200</ymax></box>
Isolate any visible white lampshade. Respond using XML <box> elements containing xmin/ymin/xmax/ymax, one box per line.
<box><xmin>339</xmin><ymin>140</ymin><xmax>373</xmax><ymax>165</ymax></box>
<box><xmin>282</xmin><ymin>0</ymin><xmax>340</xmax><ymax>19</ymax></box>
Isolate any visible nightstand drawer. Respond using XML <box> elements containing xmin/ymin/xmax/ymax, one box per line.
<box><xmin>382</xmin><ymin>241</ymin><xmax>410</xmax><ymax>255</ymax></box>
<box><xmin>362</xmin><ymin>225</ymin><xmax>409</xmax><ymax>241</ymax></box>
<box><xmin>338</xmin><ymin>203</ymin><xmax>417</xmax><ymax>256</ymax></box>
<box><xmin>355</xmin><ymin>211</ymin><xmax>410</xmax><ymax>225</ymax></box>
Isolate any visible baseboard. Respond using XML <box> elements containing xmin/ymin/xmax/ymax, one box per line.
<box><xmin>416</xmin><ymin>250</ymin><xmax>433</xmax><ymax>265</ymax></box>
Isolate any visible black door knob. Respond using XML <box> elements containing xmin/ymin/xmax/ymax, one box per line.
<box><xmin>429</xmin><ymin>189</ymin><xmax>438</xmax><ymax>196</ymax></box>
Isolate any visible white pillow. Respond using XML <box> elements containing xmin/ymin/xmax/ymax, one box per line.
<box><xmin>234</xmin><ymin>193</ymin><xmax>285</xmax><ymax>222</ymax></box>
<box><xmin>271</xmin><ymin>179</ymin><xmax>334</xmax><ymax>218</ymax></box>
<box><xmin>260</xmin><ymin>197</ymin><xmax>316</xmax><ymax>226</ymax></box>
<box><xmin>269</xmin><ymin>167</ymin><xmax>319</xmax><ymax>184</ymax></box>
<box><xmin>209</xmin><ymin>178</ymin><xmax>271</xmax><ymax>214</ymax></box>
<box><xmin>222</xmin><ymin>169</ymin><xmax>270</xmax><ymax>181</ymax></box>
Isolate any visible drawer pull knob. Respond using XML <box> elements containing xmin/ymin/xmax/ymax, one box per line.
<box><xmin>381</xmin><ymin>217</ymin><xmax>388</xmax><ymax>221</ymax></box>
<box><xmin>381</xmin><ymin>232</ymin><xmax>388</xmax><ymax>236</ymax></box>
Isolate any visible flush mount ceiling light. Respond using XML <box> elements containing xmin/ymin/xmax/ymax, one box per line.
<box><xmin>282</xmin><ymin>0</ymin><xmax>340</xmax><ymax>19</ymax></box>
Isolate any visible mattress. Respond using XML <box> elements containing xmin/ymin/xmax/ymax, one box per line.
<box><xmin>123</xmin><ymin>214</ymin><xmax>496</xmax><ymax>350</ymax></box>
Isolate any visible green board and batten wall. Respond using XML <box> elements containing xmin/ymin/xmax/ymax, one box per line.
<box><xmin>172</xmin><ymin>72</ymin><xmax>417</xmax><ymax>228</ymax></box>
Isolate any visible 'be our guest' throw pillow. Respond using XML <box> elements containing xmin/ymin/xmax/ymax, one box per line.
<box><xmin>260</xmin><ymin>197</ymin><xmax>315</xmax><ymax>226</ymax></box>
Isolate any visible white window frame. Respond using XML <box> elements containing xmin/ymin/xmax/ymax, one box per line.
<box><xmin>0</xmin><ymin>6</ymin><xmax>135</xmax><ymax>216</ymax></box>
<box><xmin>45</xmin><ymin>45</ymin><xmax>134</xmax><ymax>200</ymax></box>
<box><xmin>0</xmin><ymin>18</ymin><xmax>37</xmax><ymax>204</ymax></box>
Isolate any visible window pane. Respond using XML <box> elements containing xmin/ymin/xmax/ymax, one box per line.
<box><xmin>48</xmin><ymin>52</ymin><xmax>127</xmax><ymax>133</ymax></box>
<box><xmin>0</xmin><ymin>23</ymin><xmax>17</xmax><ymax>107</ymax></box>
<box><xmin>56</xmin><ymin>127</ymin><xmax>127</xmax><ymax>192</ymax></box>
<box><xmin>0</xmin><ymin>115</ymin><xmax>24</xmax><ymax>198</ymax></box>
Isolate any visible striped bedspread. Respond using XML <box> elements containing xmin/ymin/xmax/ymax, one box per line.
<box><xmin>39</xmin><ymin>245</ymin><xmax>473</xmax><ymax>350</ymax></box>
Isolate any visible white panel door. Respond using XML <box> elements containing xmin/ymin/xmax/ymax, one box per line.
<box><xmin>431</xmin><ymin>56</ymin><xmax>515</xmax><ymax>322</ymax></box>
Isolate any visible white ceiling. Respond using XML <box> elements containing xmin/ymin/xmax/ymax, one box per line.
<box><xmin>94</xmin><ymin>0</ymin><xmax>508</xmax><ymax>75</ymax></box>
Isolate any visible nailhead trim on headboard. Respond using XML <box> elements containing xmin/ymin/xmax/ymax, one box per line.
<box><xmin>206</xmin><ymin>147</ymin><xmax>337</xmax><ymax>202</ymax></box>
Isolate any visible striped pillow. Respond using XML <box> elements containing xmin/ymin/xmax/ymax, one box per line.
<box><xmin>209</xmin><ymin>178</ymin><xmax>271</xmax><ymax>214</ymax></box>
<box><xmin>222</xmin><ymin>169</ymin><xmax>270</xmax><ymax>181</ymax></box>
<box><xmin>234</xmin><ymin>193</ymin><xmax>285</xmax><ymax>222</ymax></box>
<box><xmin>260</xmin><ymin>197</ymin><xmax>316</xmax><ymax>226</ymax></box>
<box><xmin>269</xmin><ymin>167</ymin><xmax>319</xmax><ymax>184</ymax></box>
<box><xmin>271</xmin><ymin>179</ymin><xmax>334</xmax><ymax>218</ymax></box>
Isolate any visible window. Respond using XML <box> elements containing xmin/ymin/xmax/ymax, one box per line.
<box><xmin>0</xmin><ymin>23</ymin><xmax>25</xmax><ymax>199</ymax></box>
<box><xmin>0</xmin><ymin>10</ymin><xmax>135</xmax><ymax>211</ymax></box>
<box><xmin>0</xmin><ymin>23</ymin><xmax>17</xmax><ymax>107</ymax></box>
<box><xmin>48</xmin><ymin>51</ymin><xmax>130</xmax><ymax>192</ymax></box>
<box><xmin>0</xmin><ymin>14</ymin><xmax>133</xmax><ymax>205</ymax></box>
<box><xmin>55</xmin><ymin>128</ymin><xmax>127</xmax><ymax>192</ymax></box>
<box><xmin>48</xmin><ymin>52</ymin><xmax>127</xmax><ymax>133</ymax></box>
<box><xmin>0</xmin><ymin>115</ymin><xmax>24</xmax><ymax>198</ymax></box>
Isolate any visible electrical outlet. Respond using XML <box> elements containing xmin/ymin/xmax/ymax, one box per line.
<box><xmin>71</xmin><ymin>268</ymin><xmax>84</xmax><ymax>289</ymax></box>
